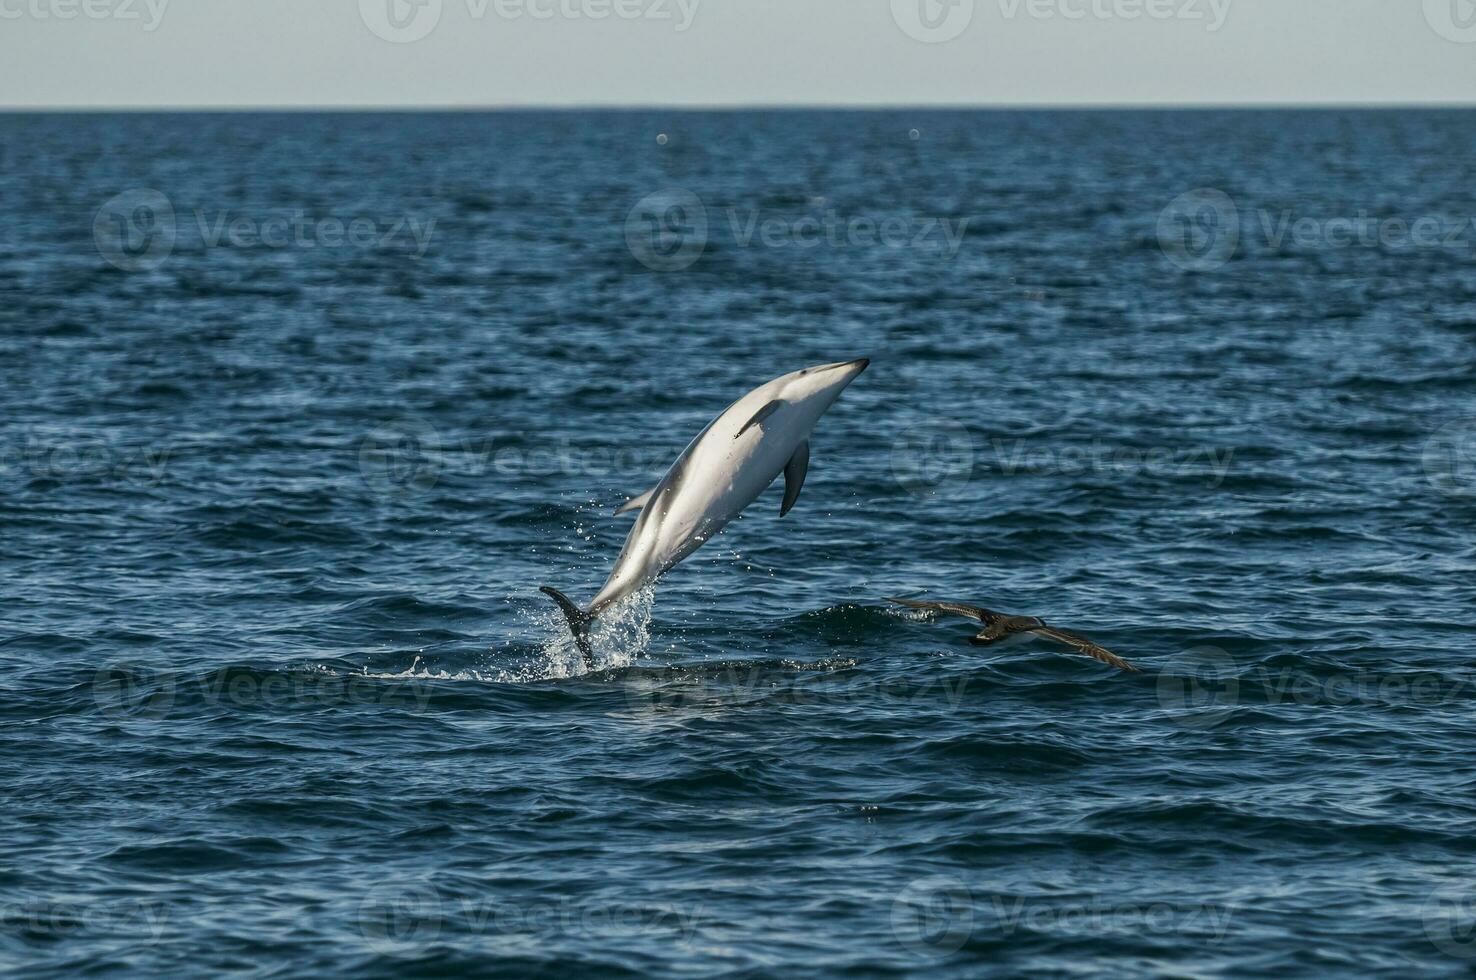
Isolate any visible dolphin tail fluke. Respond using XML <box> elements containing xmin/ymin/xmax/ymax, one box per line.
<box><xmin>539</xmin><ymin>586</ymin><xmax>595</xmax><ymax>669</ymax></box>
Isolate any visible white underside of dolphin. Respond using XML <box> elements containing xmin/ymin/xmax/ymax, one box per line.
<box><xmin>542</xmin><ymin>357</ymin><xmax>870</xmax><ymax>665</ymax></box>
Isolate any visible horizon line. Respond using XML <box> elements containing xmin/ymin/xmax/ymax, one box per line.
<box><xmin>3</xmin><ymin>101</ymin><xmax>1475</xmax><ymax>114</ymax></box>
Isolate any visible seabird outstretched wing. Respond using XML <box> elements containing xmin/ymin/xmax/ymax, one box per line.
<box><xmin>1026</xmin><ymin>625</ymin><xmax>1138</xmax><ymax>673</ymax></box>
<box><xmin>887</xmin><ymin>597</ymin><xmax>999</xmax><ymax>624</ymax></box>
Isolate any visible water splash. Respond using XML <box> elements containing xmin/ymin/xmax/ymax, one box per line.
<box><xmin>308</xmin><ymin>655</ymin><xmax>500</xmax><ymax>684</ymax></box>
<box><xmin>518</xmin><ymin>584</ymin><xmax>658</xmax><ymax>680</ymax></box>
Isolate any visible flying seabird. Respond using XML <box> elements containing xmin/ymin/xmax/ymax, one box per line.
<box><xmin>887</xmin><ymin>597</ymin><xmax>1139</xmax><ymax>673</ymax></box>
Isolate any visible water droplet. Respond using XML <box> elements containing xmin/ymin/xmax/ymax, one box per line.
<box><xmin>909</xmin><ymin>128</ymin><xmax>921</xmax><ymax>141</ymax></box>
<box><xmin>656</xmin><ymin>133</ymin><xmax>669</xmax><ymax>146</ymax></box>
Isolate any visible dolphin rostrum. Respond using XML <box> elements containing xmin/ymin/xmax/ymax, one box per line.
<box><xmin>542</xmin><ymin>358</ymin><xmax>870</xmax><ymax>666</ymax></box>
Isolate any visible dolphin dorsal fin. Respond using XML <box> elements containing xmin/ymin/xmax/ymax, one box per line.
<box><xmin>614</xmin><ymin>488</ymin><xmax>655</xmax><ymax>517</ymax></box>
<box><xmin>781</xmin><ymin>440</ymin><xmax>809</xmax><ymax>517</ymax></box>
<box><xmin>736</xmin><ymin>400</ymin><xmax>782</xmax><ymax>439</ymax></box>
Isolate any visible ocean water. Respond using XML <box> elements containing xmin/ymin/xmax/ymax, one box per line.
<box><xmin>3</xmin><ymin>108</ymin><xmax>1476</xmax><ymax>977</ymax></box>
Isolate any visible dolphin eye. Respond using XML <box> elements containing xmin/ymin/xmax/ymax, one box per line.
<box><xmin>799</xmin><ymin>369</ymin><xmax>809</xmax><ymax>376</ymax></box>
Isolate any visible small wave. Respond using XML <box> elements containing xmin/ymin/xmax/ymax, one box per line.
<box><xmin>350</xmin><ymin>656</ymin><xmax>501</xmax><ymax>684</ymax></box>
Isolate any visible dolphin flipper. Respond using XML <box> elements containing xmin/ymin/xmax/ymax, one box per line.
<box><xmin>736</xmin><ymin>400</ymin><xmax>782</xmax><ymax>438</ymax></box>
<box><xmin>614</xmin><ymin>489</ymin><xmax>655</xmax><ymax>517</ymax></box>
<box><xmin>539</xmin><ymin>586</ymin><xmax>595</xmax><ymax>669</ymax></box>
<box><xmin>780</xmin><ymin>440</ymin><xmax>809</xmax><ymax>517</ymax></box>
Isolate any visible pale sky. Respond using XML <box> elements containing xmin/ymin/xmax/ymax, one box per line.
<box><xmin>1</xmin><ymin>0</ymin><xmax>1473</xmax><ymax>107</ymax></box>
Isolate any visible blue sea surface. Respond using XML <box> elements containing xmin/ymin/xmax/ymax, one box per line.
<box><xmin>3</xmin><ymin>109</ymin><xmax>1476</xmax><ymax>977</ymax></box>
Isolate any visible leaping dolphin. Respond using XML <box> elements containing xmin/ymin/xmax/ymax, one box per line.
<box><xmin>542</xmin><ymin>358</ymin><xmax>870</xmax><ymax>666</ymax></box>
